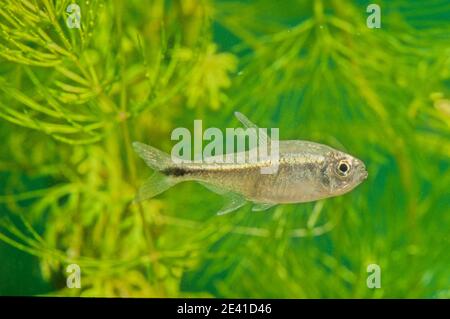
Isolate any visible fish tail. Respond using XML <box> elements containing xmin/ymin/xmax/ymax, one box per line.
<box><xmin>132</xmin><ymin>141</ymin><xmax>181</xmax><ymax>202</ymax></box>
<box><xmin>132</xmin><ymin>141</ymin><xmax>172</xmax><ymax>171</ymax></box>
<box><xmin>133</xmin><ymin>171</ymin><xmax>179</xmax><ymax>202</ymax></box>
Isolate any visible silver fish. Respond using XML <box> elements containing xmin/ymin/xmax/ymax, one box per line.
<box><xmin>133</xmin><ymin>112</ymin><xmax>368</xmax><ymax>215</ymax></box>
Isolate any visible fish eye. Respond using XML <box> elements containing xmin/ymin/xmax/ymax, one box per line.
<box><xmin>336</xmin><ymin>160</ymin><xmax>351</xmax><ymax>177</ymax></box>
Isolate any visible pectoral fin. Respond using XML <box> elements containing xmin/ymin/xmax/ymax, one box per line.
<box><xmin>217</xmin><ymin>192</ymin><xmax>247</xmax><ymax>215</ymax></box>
<box><xmin>252</xmin><ymin>202</ymin><xmax>276</xmax><ymax>212</ymax></box>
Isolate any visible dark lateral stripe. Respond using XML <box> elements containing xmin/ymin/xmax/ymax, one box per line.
<box><xmin>162</xmin><ymin>167</ymin><xmax>189</xmax><ymax>177</ymax></box>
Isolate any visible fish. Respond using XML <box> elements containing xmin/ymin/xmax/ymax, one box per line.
<box><xmin>132</xmin><ymin>112</ymin><xmax>368</xmax><ymax>215</ymax></box>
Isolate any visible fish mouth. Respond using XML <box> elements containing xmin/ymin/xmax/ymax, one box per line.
<box><xmin>361</xmin><ymin>170</ymin><xmax>368</xmax><ymax>180</ymax></box>
<box><xmin>353</xmin><ymin>160</ymin><xmax>368</xmax><ymax>182</ymax></box>
<box><xmin>358</xmin><ymin>166</ymin><xmax>368</xmax><ymax>182</ymax></box>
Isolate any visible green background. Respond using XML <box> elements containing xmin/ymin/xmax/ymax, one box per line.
<box><xmin>0</xmin><ymin>0</ymin><xmax>449</xmax><ymax>297</ymax></box>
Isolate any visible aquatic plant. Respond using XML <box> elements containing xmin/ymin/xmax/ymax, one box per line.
<box><xmin>0</xmin><ymin>0</ymin><xmax>449</xmax><ymax>297</ymax></box>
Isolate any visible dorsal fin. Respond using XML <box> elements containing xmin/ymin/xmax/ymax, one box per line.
<box><xmin>234</xmin><ymin>112</ymin><xmax>271</xmax><ymax>147</ymax></box>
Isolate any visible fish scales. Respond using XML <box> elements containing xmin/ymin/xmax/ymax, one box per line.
<box><xmin>162</xmin><ymin>143</ymin><xmax>335</xmax><ymax>203</ymax></box>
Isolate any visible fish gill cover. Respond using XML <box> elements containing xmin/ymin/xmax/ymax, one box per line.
<box><xmin>0</xmin><ymin>0</ymin><xmax>449</xmax><ymax>298</ymax></box>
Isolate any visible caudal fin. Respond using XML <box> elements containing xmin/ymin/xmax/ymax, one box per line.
<box><xmin>134</xmin><ymin>172</ymin><xmax>178</xmax><ymax>202</ymax></box>
<box><xmin>132</xmin><ymin>141</ymin><xmax>179</xmax><ymax>202</ymax></box>
<box><xmin>132</xmin><ymin>141</ymin><xmax>172</xmax><ymax>171</ymax></box>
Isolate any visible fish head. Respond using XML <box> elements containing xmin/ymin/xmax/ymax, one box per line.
<box><xmin>321</xmin><ymin>150</ymin><xmax>368</xmax><ymax>196</ymax></box>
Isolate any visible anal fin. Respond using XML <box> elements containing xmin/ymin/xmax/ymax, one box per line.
<box><xmin>134</xmin><ymin>172</ymin><xmax>178</xmax><ymax>203</ymax></box>
<box><xmin>252</xmin><ymin>202</ymin><xmax>276</xmax><ymax>212</ymax></box>
<box><xmin>217</xmin><ymin>192</ymin><xmax>247</xmax><ymax>215</ymax></box>
<box><xmin>198</xmin><ymin>181</ymin><xmax>247</xmax><ymax>215</ymax></box>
